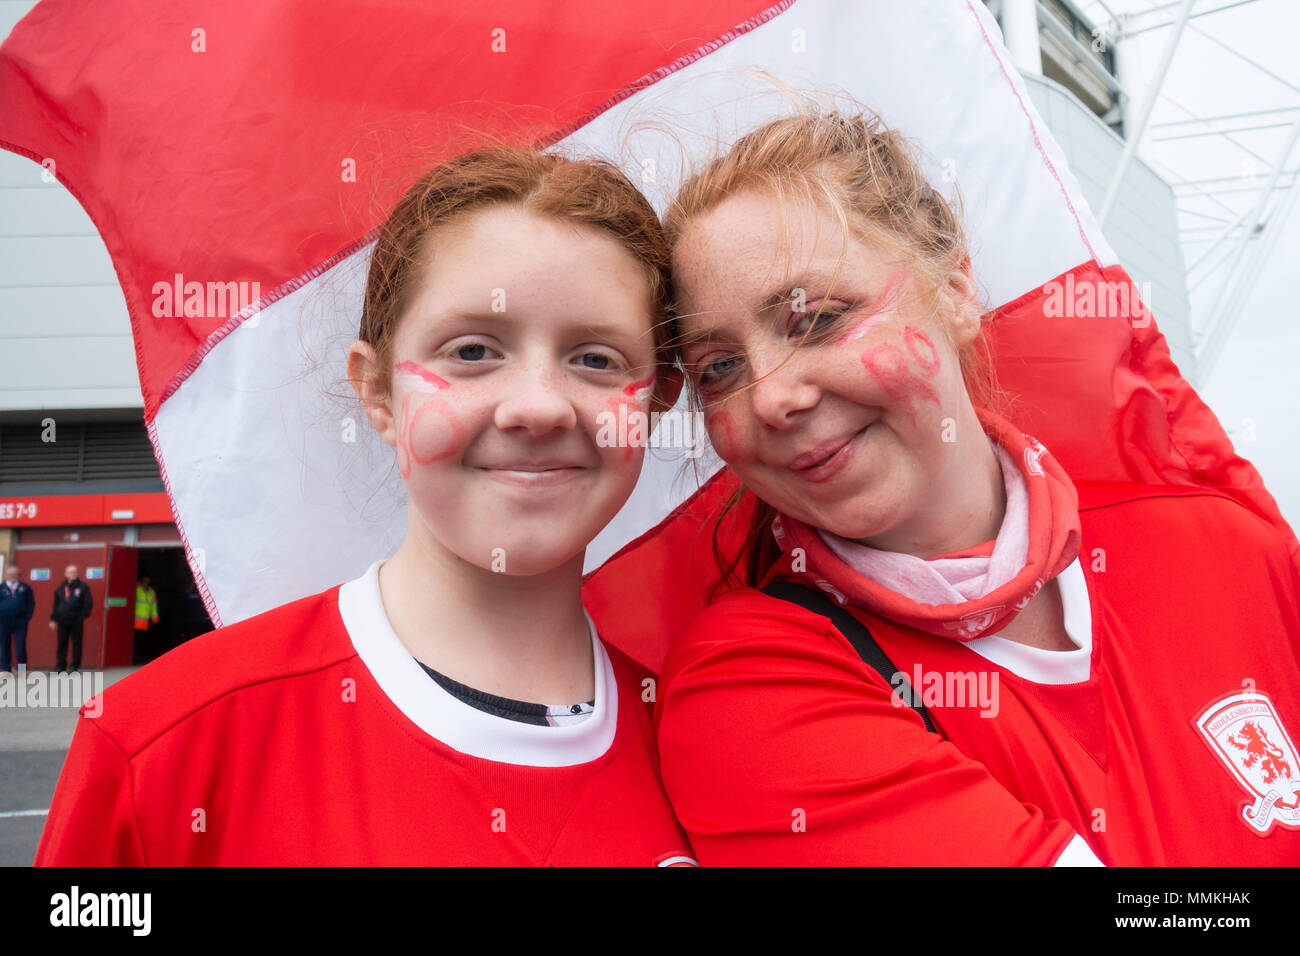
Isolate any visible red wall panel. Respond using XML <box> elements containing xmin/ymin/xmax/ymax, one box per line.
<box><xmin>12</xmin><ymin>545</ymin><xmax>108</xmax><ymax>669</ymax></box>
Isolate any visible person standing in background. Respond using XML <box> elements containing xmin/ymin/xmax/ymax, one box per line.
<box><xmin>48</xmin><ymin>565</ymin><xmax>92</xmax><ymax>673</ymax></box>
<box><xmin>0</xmin><ymin>565</ymin><xmax>35</xmax><ymax>676</ymax></box>
<box><xmin>134</xmin><ymin>575</ymin><xmax>160</xmax><ymax>660</ymax></box>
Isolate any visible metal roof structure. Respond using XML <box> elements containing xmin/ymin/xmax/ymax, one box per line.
<box><xmin>1065</xmin><ymin>0</ymin><xmax>1300</xmax><ymax>381</ymax></box>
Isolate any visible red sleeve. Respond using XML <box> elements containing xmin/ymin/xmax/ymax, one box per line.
<box><xmin>655</xmin><ymin>593</ymin><xmax>1092</xmax><ymax>866</ymax></box>
<box><xmin>986</xmin><ymin>261</ymin><xmax>1300</xmax><ymax>579</ymax></box>
<box><xmin>34</xmin><ymin>715</ymin><xmax>145</xmax><ymax>866</ymax></box>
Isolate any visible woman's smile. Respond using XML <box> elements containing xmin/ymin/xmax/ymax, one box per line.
<box><xmin>785</xmin><ymin>422</ymin><xmax>875</xmax><ymax>484</ymax></box>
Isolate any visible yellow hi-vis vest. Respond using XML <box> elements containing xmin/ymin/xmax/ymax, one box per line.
<box><xmin>135</xmin><ymin>585</ymin><xmax>159</xmax><ymax>630</ymax></box>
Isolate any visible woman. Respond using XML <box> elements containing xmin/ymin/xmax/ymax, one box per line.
<box><xmin>654</xmin><ymin>108</ymin><xmax>1300</xmax><ymax>865</ymax></box>
<box><xmin>36</xmin><ymin>148</ymin><xmax>695</xmax><ymax>866</ymax></box>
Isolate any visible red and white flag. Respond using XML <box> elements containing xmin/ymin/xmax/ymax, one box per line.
<box><xmin>2</xmin><ymin>0</ymin><xmax>1292</xmax><ymax>671</ymax></box>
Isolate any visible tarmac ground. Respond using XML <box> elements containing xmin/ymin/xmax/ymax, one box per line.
<box><xmin>0</xmin><ymin>667</ymin><xmax>138</xmax><ymax>867</ymax></box>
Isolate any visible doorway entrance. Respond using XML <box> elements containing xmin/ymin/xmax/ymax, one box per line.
<box><xmin>132</xmin><ymin>547</ymin><xmax>213</xmax><ymax>665</ymax></box>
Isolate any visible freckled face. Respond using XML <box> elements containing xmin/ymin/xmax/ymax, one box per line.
<box><xmin>383</xmin><ymin>205</ymin><xmax>659</xmax><ymax>575</ymax></box>
<box><xmin>674</xmin><ymin>190</ymin><xmax>979</xmax><ymax>541</ymax></box>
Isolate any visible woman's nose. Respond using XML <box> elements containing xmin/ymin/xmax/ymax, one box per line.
<box><xmin>492</xmin><ymin>363</ymin><xmax>578</xmax><ymax>436</ymax></box>
<box><xmin>747</xmin><ymin>350</ymin><xmax>819</xmax><ymax>429</ymax></box>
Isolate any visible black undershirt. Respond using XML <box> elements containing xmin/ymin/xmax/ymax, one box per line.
<box><xmin>415</xmin><ymin>659</ymin><xmax>595</xmax><ymax>727</ymax></box>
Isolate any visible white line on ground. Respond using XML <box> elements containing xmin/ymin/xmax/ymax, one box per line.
<box><xmin>0</xmin><ymin>809</ymin><xmax>49</xmax><ymax>819</ymax></box>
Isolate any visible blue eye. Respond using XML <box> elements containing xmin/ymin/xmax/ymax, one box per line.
<box><xmin>698</xmin><ymin>355</ymin><xmax>741</xmax><ymax>387</ymax></box>
<box><xmin>455</xmin><ymin>343</ymin><xmax>488</xmax><ymax>361</ymax></box>
<box><xmin>579</xmin><ymin>353</ymin><xmax>612</xmax><ymax>370</ymax></box>
<box><xmin>791</xmin><ymin>308</ymin><xmax>845</xmax><ymax>338</ymax></box>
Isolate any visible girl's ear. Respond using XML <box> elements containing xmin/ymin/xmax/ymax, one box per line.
<box><xmin>652</xmin><ymin>365</ymin><xmax>684</xmax><ymax>415</ymax></box>
<box><xmin>347</xmin><ymin>340</ymin><xmax>398</xmax><ymax>447</ymax></box>
<box><xmin>944</xmin><ymin>254</ymin><xmax>983</xmax><ymax>348</ymax></box>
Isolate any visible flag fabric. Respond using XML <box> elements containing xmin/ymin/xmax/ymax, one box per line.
<box><xmin>2</xmin><ymin>0</ymin><xmax>1292</xmax><ymax>673</ymax></box>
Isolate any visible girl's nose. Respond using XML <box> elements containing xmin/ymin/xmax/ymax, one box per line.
<box><xmin>493</xmin><ymin>364</ymin><xmax>578</xmax><ymax>437</ymax></box>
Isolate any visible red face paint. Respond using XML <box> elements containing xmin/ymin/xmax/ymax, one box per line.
<box><xmin>623</xmin><ymin>375</ymin><xmax>655</xmax><ymax>400</ymax></box>
<box><xmin>394</xmin><ymin>360</ymin><xmax>451</xmax><ymax>390</ymax></box>
<box><xmin>396</xmin><ymin>385</ymin><xmax>465</xmax><ymax>478</ymax></box>
<box><xmin>406</xmin><ymin>396</ymin><xmax>465</xmax><ymax>465</ymax></box>
<box><xmin>834</xmin><ymin>266</ymin><xmax>909</xmax><ymax>345</ymax></box>
<box><xmin>708</xmin><ymin>408</ymin><xmax>740</xmax><ymax>461</ymax></box>
<box><xmin>393</xmin><ymin>361</ymin><xmax>454</xmax><ymax>478</ymax></box>
<box><xmin>860</xmin><ymin>333</ymin><xmax>940</xmax><ymax>425</ymax></box>
<box><xmin>396</xmin><ymin>393</ymin><xmax>414</xmax><ymax>479</ymax></box>
<box><xmin>603</xmin><ymin>396</ymin><xmax>637</xmax><ymax>462</ymax></box>
<box><xmin>595</xmin><ymin>375</ymin><xmax>656</xmax><ymax>461</ymax></box>
<box><xmin>903</xmin><ymin>325</ymin><xmax>941</xmax><ymax>376</ymax></box>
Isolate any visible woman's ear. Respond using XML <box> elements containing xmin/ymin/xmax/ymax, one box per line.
<box><xmin>347</xmin><ymin>339</ymin><xmax>398</xmax><ymax>447</ymax></box>
<box><xmin>944</xmin><ymin>254</ymin><xmax>983</xmax><ymax>348</ymax></box>
<box><xmin>651</xmin><ymin>365</ymin><xmax>684</xmax><ymax>415</ymax></box>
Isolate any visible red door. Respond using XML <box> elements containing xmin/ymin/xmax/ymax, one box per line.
<box><xmin>14</xmin><ymin>545</ymin><xmax>107</xmax><ymax>670</ymax></box>
<box><xmin>103</xmin><ymin>545</ymin><xmax>139</xmax><ymax>668</ymax></box>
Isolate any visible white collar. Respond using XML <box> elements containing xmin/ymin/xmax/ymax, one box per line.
<box><xmin>961</xmin><ymin>556</ymin><xmax>1093</xmax><ymax>685</ymax></box>
<box><xmin>337</xmin><ymin>559</ymin><xmax>618</xmax><ymax>767</ymax></box>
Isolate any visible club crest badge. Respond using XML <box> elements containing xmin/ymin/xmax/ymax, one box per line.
<box><xmin>1023</xmin><ymin>437</ymin><xmax>1048</xmax><ymax>477</ymax></box>
<box><xmin>812</xmin><ymin>578</ymin><xmax>848</xmax><ymax>606</ymax></box>
<box><xmin>942</xmin><ymin>605</ymin><xmax>1005</xmax><ymax>637</ymax></box>
<box><xmin>1194</xmin><ymin>692</ymin><xmax>1300</xmax><ymax>835</ymax></box>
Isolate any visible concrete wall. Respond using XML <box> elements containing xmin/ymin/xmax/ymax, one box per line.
<box><xmin>0</xmin><ymin>0</ymin><xmax>140</xmax><ymax>417</ymax></box>
<box><xmin>0</xmin><ymin>1</ymin><xmax>140</xmax><ymax>418</ymax></box>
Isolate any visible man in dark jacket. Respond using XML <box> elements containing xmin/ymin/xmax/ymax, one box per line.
<box><xmin>48</xmin><ymin>564</ymin><xmax>93</xmax><ymax>673</ymax></box>
<box><xmin>0</xmin><ymin>565</ymin><xmax>36</xmax><ymax>675</ymax></box>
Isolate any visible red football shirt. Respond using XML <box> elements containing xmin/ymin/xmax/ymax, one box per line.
<box><xmin>36</xmin><ymin>561</ymin><xmax>695</xmax><ymax>866</ymax></box>
<box><xmin>655</xmin><ymin>483</ymin><xmax>1300</xmax><ymax>865</ymax></box>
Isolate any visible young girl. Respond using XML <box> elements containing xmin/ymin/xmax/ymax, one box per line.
<box><xmin>35</xmin><ymin>148</ymin><xmax>696</xmax><ymax>866</ymax></box>
<box><xmin>655</xmin><ymin>108</ymin><xmax>1300</xmax><ymax>866</ymax></box>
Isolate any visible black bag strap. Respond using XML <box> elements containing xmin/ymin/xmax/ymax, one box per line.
<box><xmin>760</xmin><ymin>579</ymin><xmax>936</xmax><ymax>734</ymax></box>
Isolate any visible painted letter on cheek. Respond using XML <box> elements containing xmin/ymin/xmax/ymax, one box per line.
<box><xmin>407</xmin><ymin>397</ymin><xmax>466</xmax><ymax>466</ymax></box>
<box><xmin>860</xmin><ymin>335</ymin><xmax>941</xmax><ymax>424</ymax></box>
<box><xmin>397</xmin><ymin>393</ymin><xmax>466</xmax><ymax>478</ymax></box>
<box><xmin>393</xmin><ymin>362</ymin><xmax>460</xmax><ymax>478</ymax></box>
<box><xmin>903</xmin><ymin>325</ymin><xmax>941</xmax><ymax>376</ymax></box>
